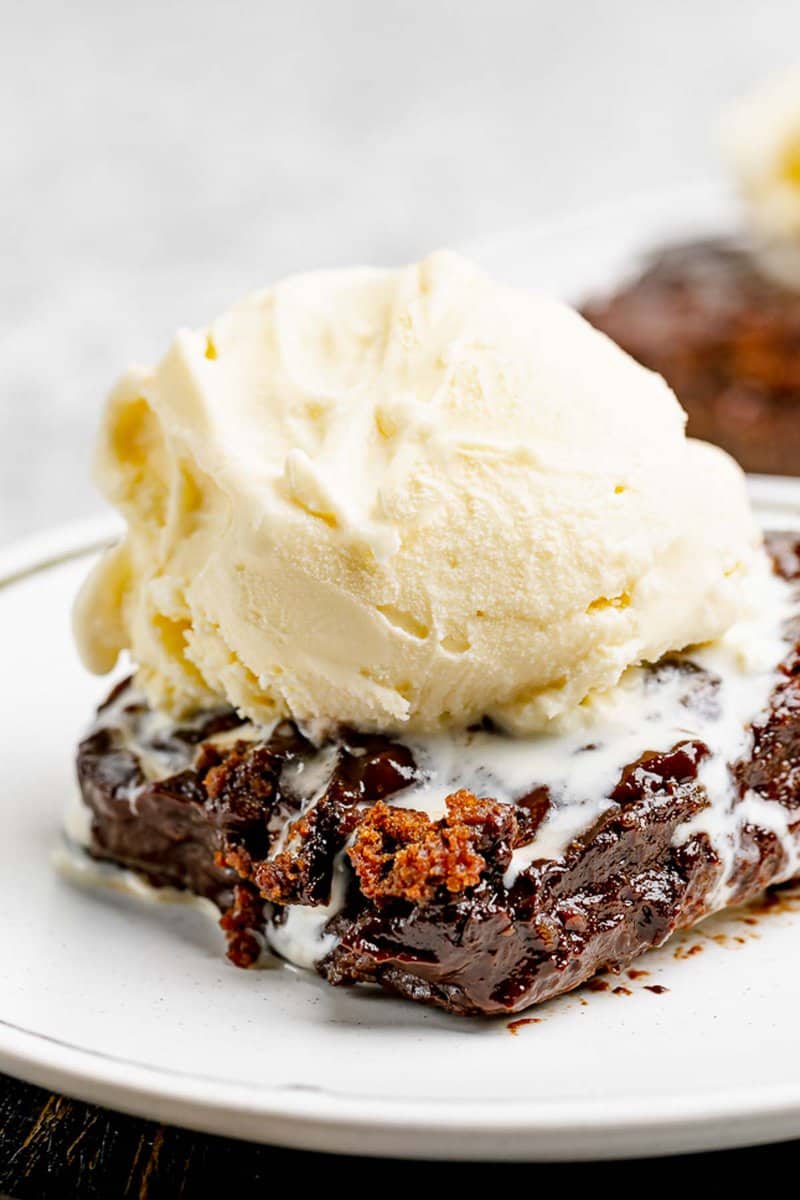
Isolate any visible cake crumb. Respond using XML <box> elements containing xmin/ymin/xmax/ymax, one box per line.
<box><xmin>507</xmin><ymin>1017</ymin><xmax>541</xmax><ymax>1035</ymax></box>
<box><xmin>348</xmin><ymin>790</ymin><xmax>515</xmax><ymax>904</ymax></box>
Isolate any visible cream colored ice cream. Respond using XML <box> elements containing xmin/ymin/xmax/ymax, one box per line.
<box><xmin>74</xmin><ymin>251</ymin><xmax>759</xmax><ymax>736</ymax></box>
<box><xmin>722</xmin><ymin>67</ymin><xmax>800</xmax><ymax>284</ymax></box>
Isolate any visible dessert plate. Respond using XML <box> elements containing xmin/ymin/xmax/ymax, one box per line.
<box><xmin>3</xmin><ymin>189</ymin><xmax>800</xmax><ymax>1161</ymax></box>
<box><xmin>1</xmin><ymin>477</ymin><xmax>799</xmax><ymax>1161</ymax></box>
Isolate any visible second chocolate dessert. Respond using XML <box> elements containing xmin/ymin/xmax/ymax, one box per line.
<box><xmin>583</xmin><ymin>238</ymin><xmax>800</xmax><ymax>476</ymax></box>
<box><xmin>585</xmin><ymin>69</ymin><xmax>800</xmax><ymax>477</ymax></box>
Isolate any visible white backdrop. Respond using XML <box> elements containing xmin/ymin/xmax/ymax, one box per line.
<box><xmin>3</xmin><ymin>0</ymin><xmax>799</xmax><ymax>543</ymax></box>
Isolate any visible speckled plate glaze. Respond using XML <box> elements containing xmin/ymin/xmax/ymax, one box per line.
<box><xmin>5</xmin><ymin>194</ymin><xmax>800</xmax><ymax>1161</ymax></box>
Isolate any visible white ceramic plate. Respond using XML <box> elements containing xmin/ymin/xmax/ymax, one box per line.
<box><xmin>5</xmin><ymin>194</ymin><xmax>800</xmax><ymax>1162</ymax></box>
<box><xmin>4</xmin><ymin>486</ymin><xmax>800</xmax><ymax>1161</ymax></box>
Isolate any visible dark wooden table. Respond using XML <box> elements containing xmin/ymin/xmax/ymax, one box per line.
<box><xmin>0</xmin><ymin>1071</ymin><xmax>796</xmax><ymax>1198</ymax></box>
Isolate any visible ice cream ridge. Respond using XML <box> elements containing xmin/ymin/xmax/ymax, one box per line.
<box><xmin>75</xmin><ymin>250</ymin><xmax>759</xmax><ymax>737</ymax></box>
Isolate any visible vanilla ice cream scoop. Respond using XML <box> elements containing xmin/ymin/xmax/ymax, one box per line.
<box><xmin>74</xmin><ymin>251</ymin><xmax>759</xmax><ymax>736</ymax></box>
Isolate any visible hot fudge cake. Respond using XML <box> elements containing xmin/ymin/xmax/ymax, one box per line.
<box><xmin>67</xmin><ymin>251</ymin><xmax>800</xmax><ymax>1016</ymax></box>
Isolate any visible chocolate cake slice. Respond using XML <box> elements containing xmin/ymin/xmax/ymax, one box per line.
<box><xmin>70</xmin><ymin>532</ymin><xmax>800</xmax><ymax>1017</ymax></box>
<box><xmin>582</xmin><ymin>238</ymin><xmax>800</xmax><ymax>476</ymax></box>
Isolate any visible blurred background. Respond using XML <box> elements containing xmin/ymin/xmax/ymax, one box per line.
<box><xmin>3</xmin><ymin>0</ymin><xmax>799</xmax><ymax>545</ymax></box>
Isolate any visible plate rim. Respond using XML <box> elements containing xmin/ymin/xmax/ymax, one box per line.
<box><xmin>4</xmin><ymin>474</ymin><xmax>800</xmax><ymax>1158</ymax></box>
